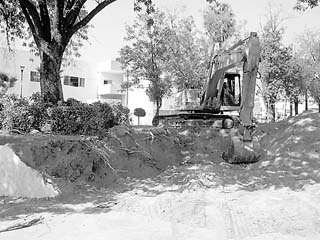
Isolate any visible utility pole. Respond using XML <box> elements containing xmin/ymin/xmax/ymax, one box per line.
<box><xmin>20</xmin><ymin>65</ymin><xmax>25</xmax><ymax>98</ymax></box>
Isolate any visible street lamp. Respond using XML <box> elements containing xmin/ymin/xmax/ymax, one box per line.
<box><xmin>20</xmin><ymin>65</ymin><xmax>25</xmax><ymax>98</ymax></box>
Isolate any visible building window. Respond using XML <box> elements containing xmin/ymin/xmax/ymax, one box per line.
<box><xmin>30</xmin><ymin>71</ymin><xmax>40</xmax><ymax>82</ymax></box>
<box><xmin>63</xmin><ymin>76</ymin><xmax>85</xmax><ymax>87</ymax></box>
<box><xmin>104</xmin><ymin>80</ymin><xmax>112</xmax><ymax>85</ymax></box>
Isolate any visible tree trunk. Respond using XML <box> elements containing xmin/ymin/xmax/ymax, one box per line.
<box><xmin>39</xmin><ymin>50</ymin><xmax>64</xmax><ymax>104</ymax></box>
<box><xmin>138</xmin><ymin>116</ymin><xmax>140</xmax><ymax>125</ymax></box>
<box><xmin>290</xmin><ymin>103</ymin><xmax>293</xmax><ymax>117</ymax></box>
<box><xmin>155</xmin><ymin>98</ymin><xmax>162</xmax><ymax>117</ymax></box>
<box><xmin>294</xmin><ymin>99</ymin><xmax>299</xmax><ymax>115</ymax></box>
<box><xmin>267</xmin><ymin>100</ymin><xmax>275</xmax><ymax>122</ymax></box>
<box><xmin>318</xmin><ymin>101</ymin><xmax>320</xmax><ymax>113</ymax></box>
<box><xmin>305</xmin><ymin>90</ymin><xmax>308</xmax><ymax>111</ymax></box>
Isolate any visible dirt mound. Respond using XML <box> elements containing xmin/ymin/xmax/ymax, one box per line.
<box><xmin>257</xmin><ymin>110</ymin><xmax>320</xmax><ymax>165</ymax></box>
<box><xmin>0</xmin><ymin>126</ymin><xmax>183</xmax><ymax>197</ymax></box>
<box><xmin>0</xmin><ymin>145</ymin><xmax>59</xmax><ymax>198</ymax></box>
<box><xmin>177</xmin><ymin>126</ymin><xmax>233</xmax><ymax>164</ymax></box>
<box><xmin>238</xmin><ymin>110</ymin><xmax>320</xmax><ymax>189</ymax></box>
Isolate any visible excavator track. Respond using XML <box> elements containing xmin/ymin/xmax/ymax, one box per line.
<box><xmin>153</xmin><ymin>112</ymin><xmax>236</xmax><ymax>129</ymax></box>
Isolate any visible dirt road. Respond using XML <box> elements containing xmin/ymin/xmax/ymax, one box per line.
<box><xmin>1</xmin><ymin>160</ymin><xmax>320</xmax><ymax>240</ymax></box>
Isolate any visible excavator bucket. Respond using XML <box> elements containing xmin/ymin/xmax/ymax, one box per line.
<box><xmin>222</xmin><ymin>132</ymin><xmax>262</xmax><ymax>164</ymax></box>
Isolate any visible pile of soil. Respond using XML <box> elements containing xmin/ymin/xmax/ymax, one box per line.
<box><xmin>257</xmin><ymin>110</ymin><xmax>320</xmax><ymax>165</ymax></box>
<box><xmin>177</xmin><ymin>127</ymin><xmax>232</xmax><ymax>164</ymax></box>
<box><xmin>0</xmin><ymin>126</ymin><xmax>183</xmax><ymax>197</ymax></box>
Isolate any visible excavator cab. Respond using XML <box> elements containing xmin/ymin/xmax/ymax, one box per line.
<box><xmin>220</xmin><ymin>72</ymin><xmax>241</xmax><ymax>108</ymax></box>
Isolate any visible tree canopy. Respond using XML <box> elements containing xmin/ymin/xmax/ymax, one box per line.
<box><xmin>295</xmin><ymin>0</ymin><xmax>319</xmax><ymax>10</ymax></box>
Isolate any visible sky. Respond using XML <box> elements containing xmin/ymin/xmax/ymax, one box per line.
<box><xmin>79</xmin><ymin>0</ymin><xmax>320</xmax><ymax>63</ymax></box>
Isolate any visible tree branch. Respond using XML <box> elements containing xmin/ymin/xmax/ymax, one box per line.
<box><xmin>65</xmin><ymin>0</ymin><xmax>87</xmax><ymax>28</ymax></box>
<box><xmin>71</xmin><ymin>0</ymin><xmax>117</xmax><ymax>33</ymax></box>
<box><xmin>65</xmin><ymin>0</ymin><xmax>77</xmax><ymax>12</ymax></box>
<box><xmin>19</xmin><ymin>0</ymin><xmax>51</xmax><ymax>56</ymax></box>
<box><xmin>54</xmin><ymin>0</ymin><xmax>65</xmax><ymax>33</ymax></box>
<box><xmin>19</xmin><ymin>2</ymin><xmax>40</xmax><ymax>48</ymax></box>
<box><xmin>18</xmin><ymin>0</ymin><xmax>42</xmax><ymax>35</ymax></box>
<box><xmin>38</xmin><ymin>0</ymin><xmax>51</xmax><ymax>41</ymax></box>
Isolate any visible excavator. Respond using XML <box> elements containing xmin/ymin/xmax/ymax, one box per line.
<box><xmin>152</xmin><ymin>32</ymin><xmax>261</xmax><ymax>164</ymax></box>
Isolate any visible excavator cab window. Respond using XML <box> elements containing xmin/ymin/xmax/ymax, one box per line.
<box><xmin>222</xmin><ymin>73</ymin><xmax>241</xmax><ymax>106</ymax></box>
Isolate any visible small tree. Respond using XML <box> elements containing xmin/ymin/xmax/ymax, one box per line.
<box><xmin>118</xmin><ymin>10</ymin><xmax>173</xmax><ymax>118</ymax></box>
<box><xmin>134</xmin><ymin>108</ymin><xmax>146</xmax><ymax>125</ymax></box>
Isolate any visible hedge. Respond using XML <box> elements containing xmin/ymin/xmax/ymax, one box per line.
<box><xmin>0</xmin><ymin>94</ymin><xmax>130</xmax><ymax>135</ymax></box>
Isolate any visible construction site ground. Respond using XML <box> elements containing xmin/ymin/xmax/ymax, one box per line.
<box><xmin>1</xmin><ymin>110</ymin><xmax>320</xmax><ymax>240</ymax></box>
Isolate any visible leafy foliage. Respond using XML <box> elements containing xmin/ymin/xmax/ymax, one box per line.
<box><xmin>0</xmin><ymin>93</ymin><xmax>50</xmax><ymax>132</ymax></box>
<box><xmin>281</xmin><ymin>55</ymin><xmax>304</xmax><ymax>103</ymax></box>
<box><xmin>134</xmin><ymin>108</ymin><xmax>146</xmax><ymax>117</ymax></box>
<box><xmin>0</xmin><ymin>72</ymin><xmax>17</xmax><ymax>97</ymax></box>
<box><xmin>0</xmin><ymin>94</ymin><xmax>130</xmax><ymax>135</ymax></box>
<box><xmin>118</xmin><ymin>10</ymin><xmax>173</xmax><ymax>116</ymax></box>
<box><xmin>259</xmin><ymin>9</ymin><xmax>294</xmax><ymax>120</ymax></box>
<box><xmin>203</xmin><ymin>1</ymin><xmax>236</xmax><ymax>45</ymax></box>
<box><xmin>296</xmin><ymin>29</ymin><xmax>320</xmax><ymax>108</ymax></box>
<box><xmin>164</xmin><ymin>14</ymin><xmax>206</xmax><ymax>90</ymax></box>
<box><xmin>295</xmin><ymin>0</ymin><xmax>319</xmax><ymax>10</ymax></box>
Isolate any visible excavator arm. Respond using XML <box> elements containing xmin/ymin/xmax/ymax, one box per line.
<box><xmin>239</xmin><ymin>32</ymin><xmax>260</xmax><ymax>141</ymax></box>
<box><xmin>201</xmin><ymin>32</ymin><xmax>261</xmax><ymax>163</ymax></box>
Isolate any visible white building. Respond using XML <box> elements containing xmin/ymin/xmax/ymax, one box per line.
<box><xmin>0</xmin><ymin>47</ymin><xmax>127</xmax><ymax>104</ymax></box>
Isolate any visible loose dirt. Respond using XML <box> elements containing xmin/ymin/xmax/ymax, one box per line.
<box><xmin>1</xmin><ymin>111</ymin><xmax>320</xmax><ymax>239</ymax></box>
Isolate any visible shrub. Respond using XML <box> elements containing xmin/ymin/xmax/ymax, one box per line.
<box><xmin>49</xmin><ymin>102</ymin><xmax>122</xmax><ymax>135</ymax></box>
<box><xmin>64</xmin><ymin>98</ymin><xmax>82</xmax><ymax>107</ymax></box>
<box><xmin>111</xmin><ymin>102</ymin><xmax>130</xmax><ymax>125</ymax></box>
<box><xmin>0</xmin><ymin>96</ymin><xmax>130</xmax><ymax>135</ymax></box>
<box><xmin>0</xmin><ymin>93</ymin><xmax>50</xmax><ymax>132</ymax></box>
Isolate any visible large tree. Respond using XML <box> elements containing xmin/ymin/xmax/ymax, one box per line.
<box><xmin>0</xmin><ymin>0</ymin><xmax>152</xmax><ymax>104</ymax></box>
<box><xmin>260</xmin><ymin>9</ymin><xmax>290</xmax><ymax>121</ymax></box>
<box><xmin>296</xmin><ymin>29</ymin><xmax>320</xmax><ymax>112</ymax></box>
<box><xmin>282</xmin><ymin>54</ymin><xmax>304</xmax><ymax>115</ymax></box>
<box><xmin>164</xmin><ymin>13</ymin><xmax>206</xmax><ymax>91</ymax></box>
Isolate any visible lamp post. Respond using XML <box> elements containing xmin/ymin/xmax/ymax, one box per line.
<box><xmin>20</xmin><ymin>65</ymin><xmax>25</xmax><ymax>98</ymax></box>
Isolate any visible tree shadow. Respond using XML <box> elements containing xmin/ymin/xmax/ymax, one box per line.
<box><xmin>0</xmin><ymin>185</ymin><xmax>119</xmax><ymax>220</ymax></box>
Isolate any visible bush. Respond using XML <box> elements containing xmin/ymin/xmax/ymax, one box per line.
<box><xmin>0</xmin><ymin>96</ymin><xmax>130</xmax><ymax>135</ymax></box>
<box><xmin>49</xmin><ymin>102</ymin><xmax>116</xmax><ymax>135</ymax></box>
<box><xmin>0</xmin><ymin>94</ymin><xmax>48</xmax><ymax>132</ymax></box>
<box><xmin>111</xmin><ymin>102</ymin><xmax>130</xmax><ymax>125</ymax></box>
